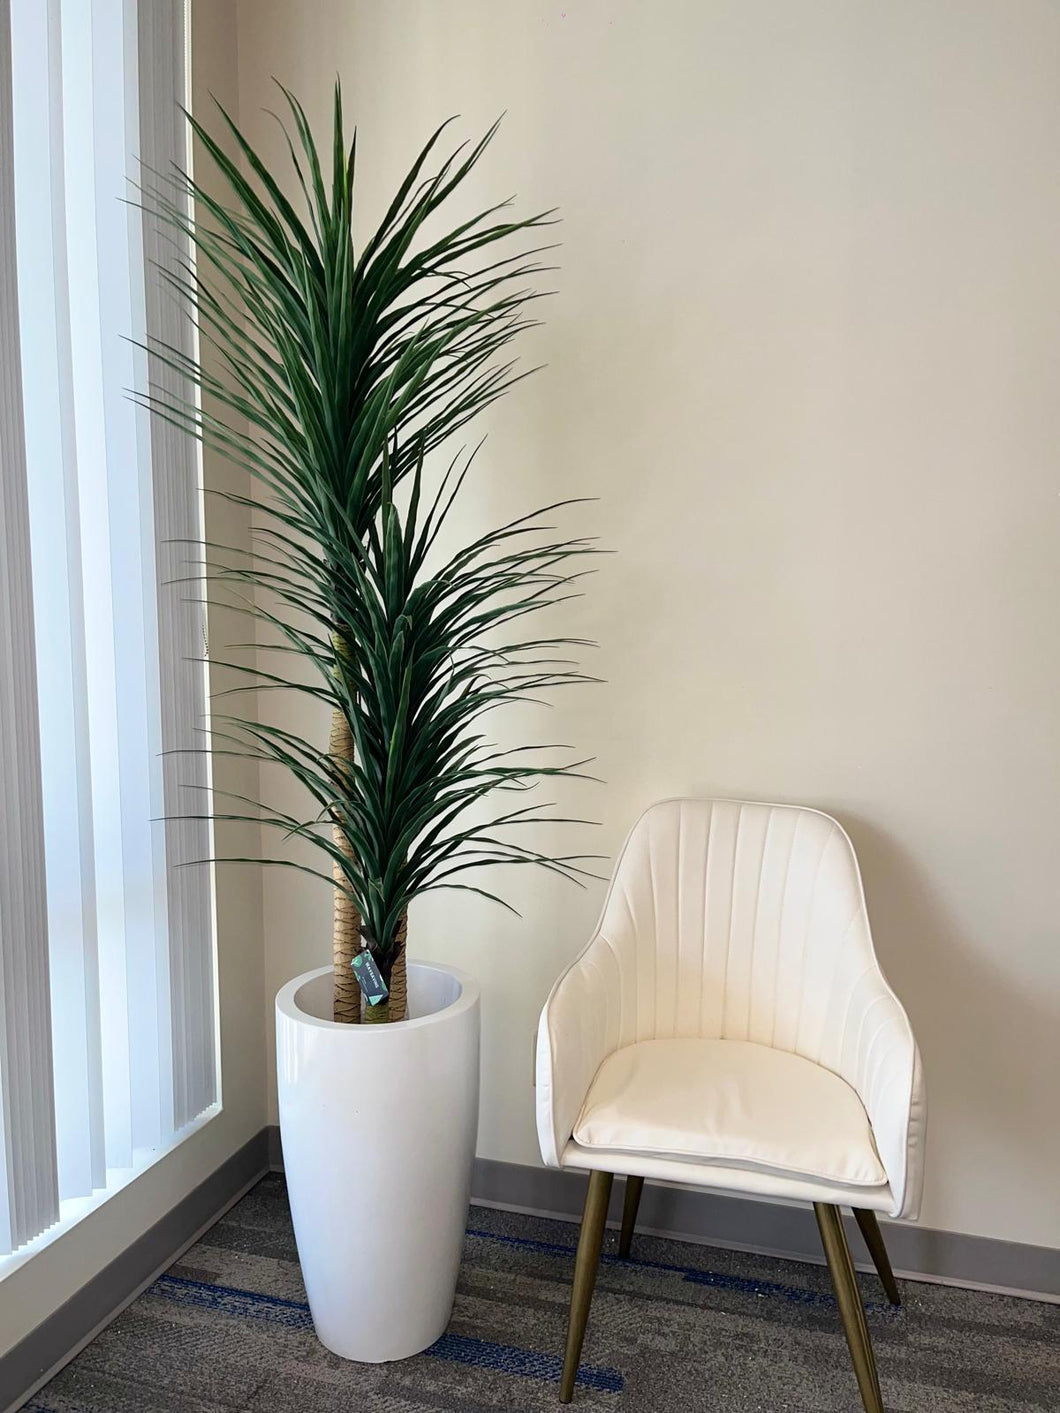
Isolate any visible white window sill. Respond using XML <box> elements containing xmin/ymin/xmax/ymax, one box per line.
<box><xmin>0</xmin><ymin>1102</ymin><xmax>222</xmax><ymax>1282</ymax></box>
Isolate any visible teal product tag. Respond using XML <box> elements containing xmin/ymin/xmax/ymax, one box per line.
<box><xmin>351</xmin><ymin>949</ymin><xmax>389</xmax><ymax>1006</ymax></box>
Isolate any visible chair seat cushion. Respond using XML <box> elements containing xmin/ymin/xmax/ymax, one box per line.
<box><xmin>573</xmin><ymin>1038</ymin><xmax>886</xmax><ymax>1187</ymax></box>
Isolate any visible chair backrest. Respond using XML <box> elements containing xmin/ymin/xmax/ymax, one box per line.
<box><xmin>596</xmin><ymin>798</ymin><xmax>881</xmax><ymax>1072</ymax></box>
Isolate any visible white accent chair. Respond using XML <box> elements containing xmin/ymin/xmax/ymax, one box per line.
<box><xmin>536</xmin><ymin>798</ymin><xmax>926</xmax><ymax>1410</ymax></box>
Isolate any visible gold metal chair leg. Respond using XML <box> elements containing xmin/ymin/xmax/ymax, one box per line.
<box><xmin>560</xmin><ymin>1170</ymin><xmax>614</xmax><ymax>1403</ymax></box>
<box><xmin>618</xmin><ymin>1175</ymin><xmax>644</xmax><ymax>1257</ymax></box>
<box><xmin>853</xmin><ymin>1208</ymin><xmax>901</xmax><ymax>1306</ymax></box>
<box><xmin>814</xmin><ymin>1202</ymin><xmax>885</xmax><ymax>1413</ymax></box>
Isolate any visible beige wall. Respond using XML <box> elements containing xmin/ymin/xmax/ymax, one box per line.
<box><xmin>0</xmin><ymin>0</ymin><xmax>267</xmax><ymax>1363</ymax></box>
<box><xmin>234</xmin><ymin>0</ymin><xmax>1060</xmax><ymax>1249</ymax></box>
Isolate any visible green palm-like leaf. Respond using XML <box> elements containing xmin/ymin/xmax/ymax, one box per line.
<box><xmin>143</xmin><ymin>84</ymin><xmax>598</xmax><ymax>980</ymax></box>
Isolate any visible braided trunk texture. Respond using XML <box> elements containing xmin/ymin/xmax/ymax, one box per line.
<box><xmin>363</xmin><ymin>913</ymin><xmax>408</xmax><ymax>1024</ymax></box>
<box><xmin>330</xmin><ymin>705</ymin><xmax>362</xmax><ymax>1023</ymax></box>
<box><xmin>388</xmin><ymin>913</ymin><xmax>408</xmax><ymax>1022</ymax></box>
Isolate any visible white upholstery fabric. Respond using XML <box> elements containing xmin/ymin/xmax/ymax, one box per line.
<box><xmin>536</xmin><ymin>799</ymin><xmax>926</xmax><ymax>1220</ymax></box>
<box><xmin>558</xmin><ymin>1140</ymin><xmax>896</xmax><ymax>1211</ymax></box>
<box><xmin>573</xmin><ymin>1038</ymin><xmax>887</xmax><ymax>1186</ymax></box>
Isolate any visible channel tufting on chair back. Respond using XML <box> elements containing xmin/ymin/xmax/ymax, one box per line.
<box><xmin>537</xmin><ymin>798</ymin><xmax>925</xmax><ymax>1219</ymax></box>
<box><xmin>602</xmin><ymin>799</ymin><xmax>878</xmax><ymax>1053</ymax></box>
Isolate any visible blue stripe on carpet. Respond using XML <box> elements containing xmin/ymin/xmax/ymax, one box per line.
<box><xmin>151</xmin><ymin>1275</ymin><xmax>623</xmax><ymax>1392</ymax></box>
<box><xmin>155</xmin><ymin>1274</ymin><xmax>314</xmax><ymax>1327</ymax></box>
<box><xmin>465</xmin><ymin>1227</ymin><xmax>898</xmax><ymax>1314</ymax></box>
<box><xmin>430</xmin><ymin>1331</ymin><xmax>622</xmax><ymax>1390</ymax></box>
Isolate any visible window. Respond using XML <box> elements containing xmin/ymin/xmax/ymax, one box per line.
<box><xmin>0</xmin><ymin>0</ymin><xmax>217</xmax><ymax>1262</ymax></box>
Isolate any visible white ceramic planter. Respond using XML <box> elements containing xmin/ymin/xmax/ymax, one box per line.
<box><xmin>276</xmin><ymin>962</ymin><xmax>480</xmax><ymax>1362</ymax></box>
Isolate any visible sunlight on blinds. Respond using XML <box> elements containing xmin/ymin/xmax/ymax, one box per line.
<box><xmin>0</xmin><ymin>0</ymin><xmax>217</xmax><ymax>1260</ymax></box>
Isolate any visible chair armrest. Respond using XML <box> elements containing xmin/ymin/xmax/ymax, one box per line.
<box><xmin>836</xmin><ymin>968</ymin><xmax>927</xmax><ymax>1220</ymax></box>
<box><xmin>536</xmin><ymin>934</ymin><xmax>624</xmax><ymax>1168</ymax></box>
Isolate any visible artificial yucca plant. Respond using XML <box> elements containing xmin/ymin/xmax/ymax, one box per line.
<box><xmin>141</xmin><ymin>84</ymin><xmax>598</xmax><ymax>1021</ymax></box>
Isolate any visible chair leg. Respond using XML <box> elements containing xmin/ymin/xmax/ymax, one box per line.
<box><xmin>618</xmin><ymin>1175</ymin><xmax>644</xmax><ymax>1257</ymax></box>
<box><xmin>560</xmin><ymin>1170</ymin><xmax>614</xmax><ymax>1403</ymax></box>
<box><xmin>853</xmin><ymin>1207</ymin><xmax>901</xmax><ymax>1306</ymax></box>
<box><xmin>814</xmin><ymin>1203</ymin><xmax>885</xmax><ymax>1413</ymax></box>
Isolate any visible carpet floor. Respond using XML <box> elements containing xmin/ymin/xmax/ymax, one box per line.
<box><xmin>26</xmin><ymin>1173</ymin><xmax>1059</xmax><ymax>1412</ymax></box>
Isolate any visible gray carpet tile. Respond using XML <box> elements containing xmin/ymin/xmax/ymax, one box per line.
<box><xmin>25</xmin><ymin>1173</ymin><xmax>1059</xmax><ymax>1412</ymax></box>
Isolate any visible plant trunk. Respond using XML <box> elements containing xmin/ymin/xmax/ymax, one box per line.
<box><xmin>330</xmin><ymin>706</ymin><xmax>362</xmax><ymax>1023</ymax></box>
<box><xmin>363</xmin><ymin>913</ymin><xmax>408</xmax><ymax>1024</ymax></box>
<box><xmin>389</xmin><ymin>913</ymin><xmax>408</xmax><ymax>1021</ymax></box>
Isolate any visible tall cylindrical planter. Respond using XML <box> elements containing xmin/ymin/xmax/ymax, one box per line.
<box><xmin>276</xmin><ymin>962</ymin><xmax>480</xmax><ymax>1362</ymax></box>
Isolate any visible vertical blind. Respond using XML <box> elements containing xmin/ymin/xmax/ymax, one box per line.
<box><xmin>0</xmin><ymin>0</ymin><xmax>216</xmax><ymax>1257</ymax></box>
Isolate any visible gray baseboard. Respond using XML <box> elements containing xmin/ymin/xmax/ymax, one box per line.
<box><xmin>2</xmin><ymin>1130</ymin><xmax>270</xmax><ymax>1413</ymax></box>
<box><xmin>469</xmin><ymin>1155</ymin><xmax>1060</xmax><ymax>1302</ymax></box>
<box><xmin>267</xmin><ymin>1121</ymin><xmax>284</xmax><ymax>1170</ymax></box>
<box><xmin>268</xmin><ymin>1125</ymin><xmax>1058</xmax><ymax>1301</ymax></box>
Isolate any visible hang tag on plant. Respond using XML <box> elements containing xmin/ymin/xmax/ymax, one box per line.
<box><xmin>351</xmin><ymin>949</ymin><xmax>389</xmax><ymax>1006</ymax></box>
